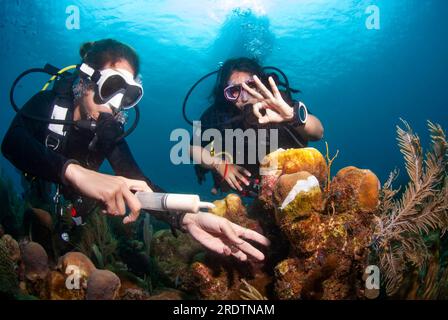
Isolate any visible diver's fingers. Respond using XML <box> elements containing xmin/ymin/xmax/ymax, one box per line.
<box><xmin>235</xmin><ymin>240</ymin><xmax>265</xmax><ymax>261</ymax></box>
<box><xmin>189</xmin><ymin>224</ymin><xmax>232</xmax><ymax>256</ymax></box>
<box><xmin>225</xmin><ymin>176</ymin><xmax>237</xmax><ymax>190</ymax></box>
<box><xmin>230</xmin><ymin>222</ymin><xmax>271</xmax><ymax>246</ymax></box>
<box><xmin>231</xmin><ymin>249</ymin><xmax>248</xmax><ymax>261</ymax></box>
<box><xmin>252</xmin><ymin>102</ymin><xmax>265</xmax><ymax>119</ymax></box>
<box><xmin>253</xmin><ymin>75</ymin><xmax>274</xmax><ymax>99</ymax></box>
<box><xmin>241</xmin><ymin>82</ymin><xmax>264</xmax><ymax>100</ymax></box>
<box><xmin>122</xmin><ymin>177</ymin><xmax>152</xmax><ymax>192</ymax></box>
<box><xmin>268</xmin><ymin>76</ymin><xmax>282</xmax><ymax>99</ymax></box>
<box><xmin>258</xmin><ymin>115</ymin><xmax>271</xmax><ymax>124</ymax></box>
<box><xmin>229</xmin><ymin>174</ymin><xmax>243</xmax><ymax>191</ymax></box>
<box><xmin>122</xmin><ymin>189</ymin><xmax>142</xmax><ymax>224</ymax></box>
<box><xmin>115</xmin><ymin>192</ymin><xmax>126</xmax><ymax>216</ymax></box>
<box><xmin>236</xmin><ymin>165</ymin><xmax>251</xmax><ymax>178</ymax></box>
<box><xmin>104</xmin><ymin>194</ymin><xmax>119</xmax><ymax>216</ymax></box>
<box><xmin>218</xmin><ymin>219</ymin><xmax>245</xmax><ymax>245</ymax></box>
<box><xmin>234</xmin><ymin>171</ymin><xmax>249</xmax><ymax>186</ymax></box>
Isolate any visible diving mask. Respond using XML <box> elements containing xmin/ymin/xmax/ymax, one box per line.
<box><xmin>79</xmin><ymin>63</ymin><xmax>143</xmax><ymax>111</ymax></box>
<box><xmin>223</xmin><ymin>79</ymin><xmax>258</xmax><ymax>102</ymax></box>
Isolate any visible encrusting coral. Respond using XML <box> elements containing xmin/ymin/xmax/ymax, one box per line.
<box><xmin>0</xmin><ymin>235</ymin><xmax>19</xmax><ymax>297</ymax></box>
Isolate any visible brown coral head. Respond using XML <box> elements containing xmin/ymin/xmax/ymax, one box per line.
<box><xmin>328</xmin><ymin>166</ymin><xmax>380</xmax><ymax>213</ymax></box>
<box><xmin>57</xmin><ymin>252</ymin><xmax>97</xmax><ymax>281</ymax></box>
<box><xmin>20</xmin><ymin>241</ymin><xmax>49</xmax><ymax>281</ymax></box>
<box><xmin>274</xmin><ymin>171</ymin><xmax>315</xmax><ymax>207</ymax></box>
<box><xmin>86</xmin><ymin>269</ymin><xmax>121</xmax><ymax>300</ymax></box>
<box><xmin>29</xmin><ymin>208</ymin><xmax>54</xmax><ymax>231</ymax></box>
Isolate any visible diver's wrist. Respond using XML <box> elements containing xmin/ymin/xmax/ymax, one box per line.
<box><xmin>283</xmin><ymin>105</ymin><xmax>294</xmax><ymax>121</ymax></box>
<box><xmin>211</xmin><ymin>158</ymin><xmax>224</xmax><ymax>171</ymax></box>
<box><xmin>288</xmin><ymin>101</ymin><xmax>308</xmax><ymax>126</ymax></box>
<box><xmin>64</xmin><ymin>163</ymin><xmax>83</xmax><ymax>185</ymax></box>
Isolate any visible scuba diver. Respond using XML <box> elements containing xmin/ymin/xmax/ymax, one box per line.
<box><xmin>2</xmin><ymin>39</ymin><xmax>269</xmax><ymax>262</ymax></box>
<box><xmin>187</xmin><ymin>58</ymin><xmax>324</xmax><ymax>196</ymax></box>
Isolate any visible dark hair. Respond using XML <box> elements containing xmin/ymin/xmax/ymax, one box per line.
<box><xmin>211</xmin><ymin>57</ymin><xmax>265</xmax><ymax>108</ymax></box>
<box><xmin>79</xmin><ymin>39</ymin><xmax>140</xmax><ymax>76</ymax></box>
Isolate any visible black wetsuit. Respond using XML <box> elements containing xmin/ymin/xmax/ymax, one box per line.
<box><xmin>1</xmin><ymin>90</ymin><xmax>167</xmax><ymax>220</ymax></box>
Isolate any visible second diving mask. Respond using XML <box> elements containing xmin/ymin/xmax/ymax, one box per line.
<box><xmin>79</xmin><ymin>63</ymin><xmax>144</xmax><ymax>111</ymax></box>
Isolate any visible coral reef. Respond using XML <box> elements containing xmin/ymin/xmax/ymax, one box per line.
<box><xmin>150</xmin><ymin>229</ymin><xmax>203</xmax><ymax>291</ymax></box>
<box><xmin>1</xmin><ymin>234</ymin><xmax>20</xmax><ymax>263</ymax></box>
<box><xmin>327</xmin><ymin>167</ymin><xmax>380</xmax><ymax>213</ymax></box>
<box><xmin>260</xmin><ymin>148</ymin><xmax>328</xmax><ymax>185</ymax></box>
<box><xmin>23</xmin><ymin>208</ymin><xmax>55</xmax><ymax>260</ymax></box>
<box><xmin>0</xmin><ymin>235</ymin><xmax>19</xmax><ymax>298</ymax></box>
<box><xmin>78</xmin><ymin>210</ymin><xmax>117</xmax><ymax>269</ymax></box>
<box><xmin>187</xmin><ymin>193</ymin><xmax>271</xmax><ymax>300</ymax></box>
<box><xmin>20</xmin><ymin>241</ymin><xmax>49</xmax><ymax>282</ymax></box>
<box><xmin>0</xmin><ymin>120</ymin><xmax>446</xmax><ymax>301</ymax></box>
<box><xmin>57</xmin><ymin>252</ymin><xmax>97</xmax><ymax>287</ymax></box>
<box><xmin>258</xmin><ymin>147</ymin><xmax>379</xmax><ymax>299</ymax></box>
<box><xmin>46</xmin><ymin>270</ymin><xmax>86</xmax><ymax>300</ymax></box>
<box><xmin>86</xmin><ymin>269</ymin><xmax>121</xmax><ymax>300</ymax></box>
<box><xmin>259</xmin><ymin>148</ymin><xmax>327</xmax><ymax>209</ymax></box>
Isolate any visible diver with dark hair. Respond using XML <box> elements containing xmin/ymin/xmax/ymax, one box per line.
<box><xmin>2</xmin><ymin>40</ymin><xmax>269</xmax><ymax>261</ymax></box>
<box><xmin>188</xmin><ymin>57</ymin><xmax>324</xmax><ymax>195</ymax></box>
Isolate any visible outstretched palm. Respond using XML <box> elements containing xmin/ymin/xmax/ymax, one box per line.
<box><xmin>182</xmin><ymin>212</ymin><xmax>270</xmax><ymax>261</ymax></box>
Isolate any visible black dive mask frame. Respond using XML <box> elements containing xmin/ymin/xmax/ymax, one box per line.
<box><xmin>9</xmin><ymin>63</ymin><xmax>140</xmax><ymax>142</ymax></box>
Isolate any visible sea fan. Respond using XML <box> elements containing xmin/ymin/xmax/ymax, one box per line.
<box><xmin>373</xmin><ymin>120</ymin><xmax>448</xmax><ymax>296</ymax></box>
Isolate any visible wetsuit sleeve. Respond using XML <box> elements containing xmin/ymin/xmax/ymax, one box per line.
<box><xmin>1</xmin><ymin>91</ymin><xmax>77</xmax><ymax>185</ymax></box>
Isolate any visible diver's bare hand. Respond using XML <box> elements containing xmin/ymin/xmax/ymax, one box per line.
<box><xmin>64</xmin><ymin>163</ymin><xmax>152</xmax><ymax>223</ymax></box>
<box><xmin>181</xmin><ymin>212</ymin><xmax>270</xmax><ymax>261</ymax></box>
<box><xmin>242</xmin><ymin>75</ymin><xmax>294</xmax><ymax>124</ymax></box>
<box><xmin>213</xmin><ymin>162</ymin><xmax>251</xmax><ymax>191</ymax></box>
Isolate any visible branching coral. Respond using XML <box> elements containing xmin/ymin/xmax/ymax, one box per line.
<box><xmin>373</xmin><ymin>120</ymin><xmax>448</xmax><ymax>295</ymax></box>
<box><xmin>324</xmin><ymin>141</ymin><xmax>339</xmax><ymax>193</ymax></box>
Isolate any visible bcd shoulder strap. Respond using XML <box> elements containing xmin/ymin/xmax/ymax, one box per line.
<box><xmin>44</xmin><ymin>76</ymin><xmax>76</xmax><ymax>154</ymax></box>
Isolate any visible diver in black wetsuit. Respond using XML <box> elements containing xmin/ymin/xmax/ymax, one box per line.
<box><xmin>189</xmin><ymin>58</ymin><xmax>324</xmax><ymax>196</ymax></box>
<box><xmin>2</xmin><ymin>40</ymin><xmax>269</xmax><ymax>261</ymax></box>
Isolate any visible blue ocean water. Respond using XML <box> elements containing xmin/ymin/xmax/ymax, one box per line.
<box><xmin>0</xmin><ymin>0</ymin><xmax>447</xmax><ymax>200</ymax></box>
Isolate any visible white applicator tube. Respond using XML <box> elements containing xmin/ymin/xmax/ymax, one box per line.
<box><xmin>135</xmin><ymin>192</ymin><xmax>215</xmax><ymax>213</ymax></box>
